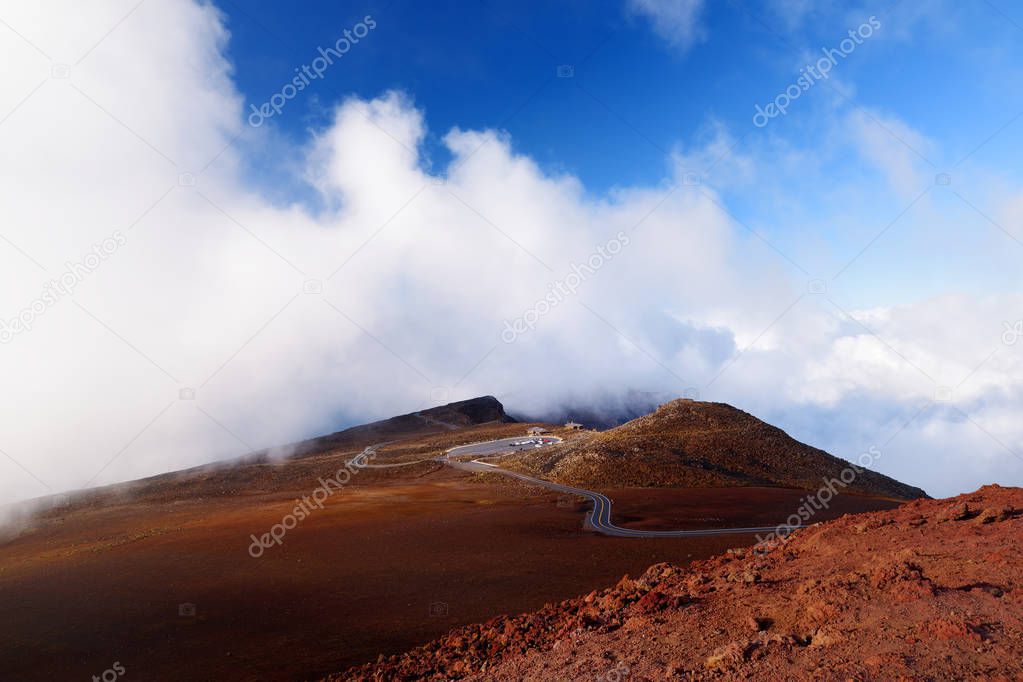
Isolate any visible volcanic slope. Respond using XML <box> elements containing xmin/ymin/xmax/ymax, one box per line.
<box><xmin>337</xmin><ymin>484</ymin><xmax>1022</xmax><ymax>681</ymax></box>
<box><xmin>24</xmin><ymin>396</ymin><xmax>516</xmax><ymax>512</ymax></box>
<box><xmin>510</xmin><ymin>399</ymin><xmax>926</xmax><ymax>500</ymax></box>
<box><xmin>286</xmin><ymin>394</ymin><xmax>515</xmax><ymax>457</ymax></box>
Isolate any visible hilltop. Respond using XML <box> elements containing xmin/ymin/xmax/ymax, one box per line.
<box><xmin>510</xmin><ymin>399</ymin><xmax>926</xmax><ymax>500</ymax></box>
<box><xmin>285</xmin><ymin>395</ymin><xmax>514</xmax><ymax>457</ymax></box>
<box><xmin>23</xmin><ymin>396</ymin><xmax>516</xmax><ymax>513</ymax></box>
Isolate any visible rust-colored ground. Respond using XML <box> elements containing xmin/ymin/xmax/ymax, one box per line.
<box><xmin>343</xmin><ymin>485</ymin><xmax>1023</xmax><ymax>682</ymax></box>
<box><xmin>605</xmin><ymin>486</ymin><xmax>899</xmax><ymax>531</ymax></box>
<box><xmin>0</xmin><ymin>460</ymin><xmax>897</xmax><ymax>681</ymax></box>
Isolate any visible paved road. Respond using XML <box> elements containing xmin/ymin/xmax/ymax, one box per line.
<box><xmin>443</xmin><ymin>437</ymin><xmax>791</xmax><ymax>538</ymax></box>
<box><xmin>344</xmin><ymin>436</ymin><xmax>557</xmax><ymax>469</ymax></box>
<box><xmin>446</xmin><ymin>436</ymin><xmax>562</xmax><ymax>457</ymax></box>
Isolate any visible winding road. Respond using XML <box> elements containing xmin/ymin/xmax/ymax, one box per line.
<box><xmin>345</xmin><ymin>437</ymin><xmax>795</xmax><ymax>538</ymax></box>
<box><xmin>442</xmin><ymin>437</ymin><xmax>792</xmax><ymax>538</ymax></box>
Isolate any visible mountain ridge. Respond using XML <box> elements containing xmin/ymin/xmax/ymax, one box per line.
<box><xmin>510</xmin><ymin>398</ymin><xmax>926</xmax><ymax>500</ymax></box>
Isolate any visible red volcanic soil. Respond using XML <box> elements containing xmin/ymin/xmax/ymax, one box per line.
<box><xmin>339</xmin><ymin>485</ymin><xmax>1023</xmax><ymax>681</ymax></box>
<box><xmin>0</xmin><ymin>459</ymin><xmax>895</xmax><ymax>682</ymax></box>
<box><xmin>604</xmin><ymin>486</ymin><xmax>900</xmax><ymax>532</ymax></box>
<box><xmin>0</xmin><ymin>399</ymin><xmax>927</xmax><ymax>681</ymax></box>
<box><xmin>0</xmin><ymin>463</ymin><xmax>899</xmax><ymax>680</ymax></box>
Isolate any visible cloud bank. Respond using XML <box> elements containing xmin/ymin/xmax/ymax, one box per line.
<box><xmin>0</xmin><ymin>0</ymin><xmax>1021</xmax><ymax>507</ymax></box>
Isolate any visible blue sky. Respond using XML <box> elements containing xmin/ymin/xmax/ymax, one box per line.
<box><xmin>217</xmin><ymin>0</ymin><xmax>1023</xmax><ymax>192</ymax></box>
<box><xmin>203</xmin><ymin>0</ymin><xmax>1023</xmax><ymax>497</ymax></box>
<box><xmin>212</xmin><ymin>0</ymin><xmax>1023</xmax><ymax>310</ymax></box>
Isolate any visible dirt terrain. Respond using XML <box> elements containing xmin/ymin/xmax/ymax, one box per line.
<box><xmin>340</xmin><ymin>484</ymin><xmax>1023</xmax><ymax>681</ymax></box>
<box><xmin>7</xmin><ymin>397</ymin><xmax>521</xmax><ymax>517</ymax></box>
<box><xmin>0</xmin><ymin>396</ymin><xmax>918</xmax><ymax>680</ymax></box>
<box><xmin>0</xmin><ymin>460</ymin><xmax>898</xmax><ymax>681</ymax></box>
<box><xmin>512</xmin><ymin>399</ymin><xmax>927</xmax><ymax>500</ymax></box>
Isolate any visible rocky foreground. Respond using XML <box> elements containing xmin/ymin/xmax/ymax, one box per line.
<box><xmin>334</xmin><ymin>485</ymin><xmax>1022</xmax><ymax>681</ymax></box>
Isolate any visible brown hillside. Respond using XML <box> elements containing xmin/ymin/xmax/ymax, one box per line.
<box><xmin>287</xmin><ymin>395</ymin><xmax>514</xmax><ymax>457</ymax></box>
<box><xmin>511</xmin><ymin>399</ymin><xmax>926</xmax><ymax>500</ymax></box>
<box><xmin>337</xmin><ymin>484</ymin><xmax>1023</xmax><ymax>681</ymax></box>
<box><xmin>17</xmin><ymin>396</ymin><xmax>517</xmax><ymax>517</ymax></box>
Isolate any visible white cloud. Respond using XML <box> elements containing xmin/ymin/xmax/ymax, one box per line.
<box><xmin>0</xmin><ymin>0</ymin><xmax>1021</xmax><ymax>511</ymax></box>
<box><xmin>846</xmin><ymin>108</ymin><xmax>935</xmax><ymax>198</ymax></box>
<box><xmin>627</xmin><ymin>0</ymin><xmax>707</xmax><ymax>51</ymax></box>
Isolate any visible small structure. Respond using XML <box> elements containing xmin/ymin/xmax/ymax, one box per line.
<box><xmin>564</xmin><ymin>421</ymin><xmax>583</xmax><ymax>430</ymax></box>
<box><xmin>527</xmin><ymin>427</ymin><xmax>548</xmax><ymax>436</ymax></box>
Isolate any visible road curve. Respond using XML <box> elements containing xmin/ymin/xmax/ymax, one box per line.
<box><xmin>443</xmin><ymin>437</ymin><xmax>794</xmax><ymax>538</ymax></box>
